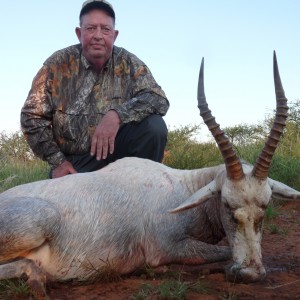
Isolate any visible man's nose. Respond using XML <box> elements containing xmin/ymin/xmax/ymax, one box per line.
<box><xmin>94</xmin><ymin>28</ymin><xmax>103</xmax><ymax>38</ymax></box>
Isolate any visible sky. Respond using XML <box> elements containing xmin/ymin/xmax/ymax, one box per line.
<box><xmin>1</xmin><ymin>1</ymin><xmax>299</xmax><ymax>140</ymax></box>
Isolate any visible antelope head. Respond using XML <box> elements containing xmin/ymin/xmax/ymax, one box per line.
<box><xmin>199</xmin><ymin>52</ymin><xmax>289</xmax><ymax>280</ymax></box>
<box><xmin>172</xmin><ymin>52</ymin><xmax>297</xmax><ymax>282</ymax></box>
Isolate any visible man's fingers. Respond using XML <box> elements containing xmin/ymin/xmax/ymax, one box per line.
<box><xmin>69</xmin><ymin>166</ymin><xmax>78</xmax><ymax>174</ymax></box>
<box><xmin>52</xmin><ymin>161</ymin><xmax>77</xmax><ymax>178</ymax></box>
<box><xmin>92</xmin><ymin>110</ymin><xmax>120</xmax><ymax>159</ymax></box>
<box><xmin>96</xmin><ymin>137</ymin><xmax>115</xmax><ymax>160</ymax></box>
<box><xmin>109</xmin><ymin>137</ymin><xmax>115</xmax><ymax>154</ymax></box>
<box><xmin>90</xmin><ymin>135</ymin><xmax>97</xmax><ymax>156</ymax></box>
<box><xmin>96</xmin><ymin>138</ymin><xmax>104</xmax><ymax>160</ymax></box>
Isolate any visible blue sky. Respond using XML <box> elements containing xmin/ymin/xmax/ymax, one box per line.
<box><xmin>1</xmin><ymin>1</ymin><xmax>299</xmax><ymax>139</ymax></box>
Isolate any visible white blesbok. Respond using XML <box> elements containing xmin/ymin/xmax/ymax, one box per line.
<box><xmin>0</xmin><ymin>52</ymin><xmax>299</xmax><ymax>298</ymax></box>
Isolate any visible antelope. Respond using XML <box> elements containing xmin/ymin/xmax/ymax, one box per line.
<box><xmin>0</xmin><ymin>52</ymin><xmax>299</xmax><ymax>298</ymax></box>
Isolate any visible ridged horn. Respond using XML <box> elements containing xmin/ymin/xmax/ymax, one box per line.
<box><xmin>198</xmin><ymin>58</ymin><xmax>244</xmax><ymax>180</ymax></box>
<box><xmin>252</xmin><ymin>51</ymin><xmax>289</xmax><ymax>180</ymax></box>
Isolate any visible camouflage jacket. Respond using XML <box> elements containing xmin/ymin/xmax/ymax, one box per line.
<box><xmin>21</xmin><ymin>44</ymin><xmax>169</xmax><ymax>168</ymax></box>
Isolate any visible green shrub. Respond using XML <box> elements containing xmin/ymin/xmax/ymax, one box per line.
<box><xmin>164</xmin><ymin>141</ymin><xmax>222</xmax><ymax>170</ymax></box>
<box><xmin>0</xmin><ymin>131</ymin><xmax>48</xmax><ymax>192</ymax></box>
<box><xmin>268</xmin><ymin>155</ymin><xmax>300</xmax><ymax>191</ymax></box>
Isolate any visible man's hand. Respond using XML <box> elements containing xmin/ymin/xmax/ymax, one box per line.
<box><xmin>91</xmin><ymin>110</ymin><xmax>121</xmax><ymax>160</ymax></box>
<box><xmin>52</xmin><ymin>161</ymin><xmax>77</xmax><ymax>178</ymax></box>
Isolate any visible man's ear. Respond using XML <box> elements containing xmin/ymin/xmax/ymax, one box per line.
<box><xmin>75</xmin><ymin>27</ymin><xmax>81</xmax><ymax>41</ymax></box>
<box><xmin>113</xmin><ymin>30</ymin><xmax>119</xmax><ymax>42</ymax></box>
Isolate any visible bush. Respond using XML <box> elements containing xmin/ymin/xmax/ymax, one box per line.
<box><xmin>0</xmin><ymin>131</ymin><xmax>48</xmax><ymax>192</ymax></box>
<box><xmin>269</xmin><ymin>155</ymin><xmax>300</xmax><ymax>190</ymax></box>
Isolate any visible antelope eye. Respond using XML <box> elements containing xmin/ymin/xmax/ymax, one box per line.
<box><xmin>254</xmin><ymin>216</ymin><xmax>264</xmax><ymax>232</ymax></box>
<box><xmin>231</xmin><ymin>213</ymin><xmax>238</xmax><ymax>224</ymax></box>
<box><xmin>224</xmin><ymin>201</ymin><xmax>237</xmax><ymax>211</ymax></box>
<box><xmin>260</xmin><ymin>204</ymin><xmax>267</xmax><ymax>210</ymax></box>
<box><xmin>223</xmin><ymin>202</ymin><xmax>238</xmax><ymax>223</ymax></box>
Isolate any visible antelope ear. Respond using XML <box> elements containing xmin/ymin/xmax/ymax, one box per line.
<box><xmin>269</xmin><ymin>178</ymin><xmax>300</xmax><ymax>201</ymax></box>
<box><xmin>169</xmin><ymin>181</ymin><xmax>217</xmax><ymax>213</ymax></box>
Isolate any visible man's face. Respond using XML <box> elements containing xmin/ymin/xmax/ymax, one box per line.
<box><xmin>76</xmin><ymin>9</ymin><xmax>118</xmax><ymax>66</ymax></box>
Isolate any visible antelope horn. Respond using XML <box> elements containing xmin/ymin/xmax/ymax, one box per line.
<box><xmin>252</xmin><ymin>51</ymin><xmax>289</xmax><ymax>180</ymax></box>
<box><xmin>198</xmin><ymin>58</ymin><xmax>244</xmax><ymax>180</ymax></box>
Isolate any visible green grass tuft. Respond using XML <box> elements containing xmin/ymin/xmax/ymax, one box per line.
<box><xmin>0</xmin><ymin>279</ymin><xmax>33</xmax><ymax>299</ymax></box>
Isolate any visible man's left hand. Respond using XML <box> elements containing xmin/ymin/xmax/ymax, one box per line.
<box><xmin>91</xmin><ymin>110</ymin><xmax>121</xmax><ymax>160</ymax></box>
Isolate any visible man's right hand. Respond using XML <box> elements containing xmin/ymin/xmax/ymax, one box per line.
<box><xmin>90</xmin><ymin>110</ymin><xmax>121</xmax><ymax>161</ymax></box>
<box><xmin>51</xmin><ymin>161</ymin><xmax>77</xmax><ymax>178</ymax></box>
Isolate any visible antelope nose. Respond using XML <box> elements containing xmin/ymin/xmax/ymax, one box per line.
<box><xmin>227</xmin><ymin>264</ymin><xmax>266</xmax><ymax>283</ymax></box>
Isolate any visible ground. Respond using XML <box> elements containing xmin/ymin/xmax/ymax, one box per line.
<box><xmin>4</xmin><ymin>201</ymin><xmax>300</xmax><ymax>300</ymax></box>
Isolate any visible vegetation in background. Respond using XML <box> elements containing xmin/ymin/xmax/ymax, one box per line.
<box><xmin>163</xmin><ymin>124</ymin><xmax>223</xmax><ymax>169</ymax></box>
<box><xmin>164</xmin><ymin>100</ymin><xmax>300</xmax><ymax>190</ymax></box>
<box><xmin>0</xmin><ymin>131</ymin><xmax>48</xmax><ymax>192</ymax></box>
<box><xmin>1</xmin><ymin>100</ymin><xmax>299</xmax><ymax>192</ymax></box>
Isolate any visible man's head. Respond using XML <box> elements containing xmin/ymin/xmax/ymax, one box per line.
<box><xmin>79</xmin><ymin>0</ymin><xmax>115</xmax><ymax>25</ymax></box>
<box><xmin>76</xmin><ymin>0</ymin><xmax>118</xmax><ymax>70</ymax></box>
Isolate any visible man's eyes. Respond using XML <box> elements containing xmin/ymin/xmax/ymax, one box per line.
<box><xmin>86</xmin><ymin>27</ymin><xmax>95</xmax><ymax>32</ymax></box>
<box><xmin>102</xmin><ymin>27</ymin><xmax>111</xmax><ymax>33</ymax></box>
<box><xmin>85</xmin><ymin>26</ymin><xmax>112</xmax><ymax>35</ymax></box>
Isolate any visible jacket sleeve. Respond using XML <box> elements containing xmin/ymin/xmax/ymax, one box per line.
<box><xmin>20</xmin><ymin>65</ymin><xmax>66</xmax><ymax>168</ymax></box>
<box><xmin>112</xmin><ymin>58</ymin><xmax>170</xmax><ymax>123</ymax></box>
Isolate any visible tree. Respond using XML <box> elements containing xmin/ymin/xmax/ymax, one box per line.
<box><xmin>223</xmin><ymin>124</ymin><xmax>266</xmax><ymax>146</ymax></box>
<box><xmin>288</xmin><ymin>99</ymin><xmax>300</xmax><ymax>126</ymax></box>
<box><xmin>0</xmin><ymin>131</ymin><xmax>33</xmax><ymax>161</ymax></box>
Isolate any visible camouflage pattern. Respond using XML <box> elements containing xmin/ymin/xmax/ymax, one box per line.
<box><xmin>21</xmin><ymin>44</ymin><xmax>169</xmax><ymax>168</ymax></box>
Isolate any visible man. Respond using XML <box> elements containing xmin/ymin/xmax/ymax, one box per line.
<box><xmin>21</xmin><ymin>0</ymin><xmax>169</xmax><ymax>178</ymax></box>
